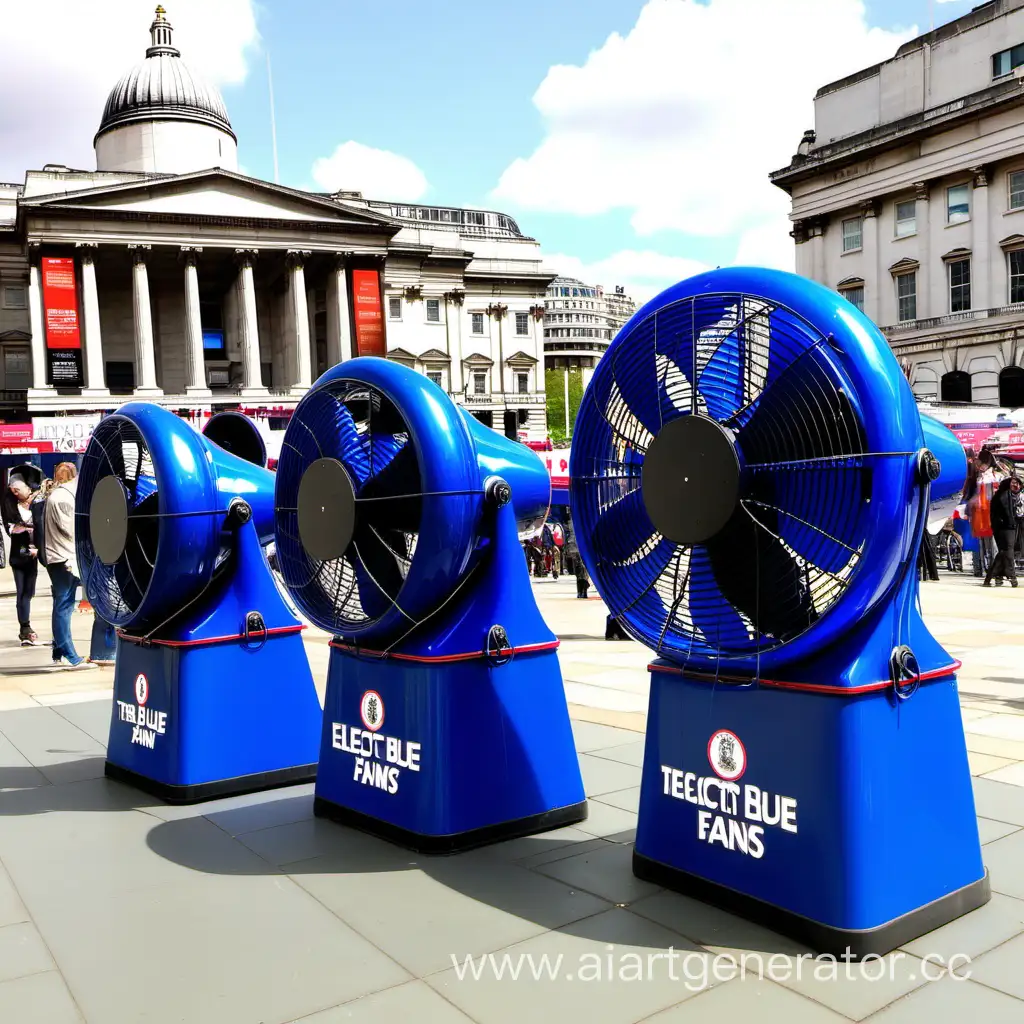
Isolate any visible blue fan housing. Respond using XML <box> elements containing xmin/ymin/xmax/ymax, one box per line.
<box><xmin>571</xmin><ymin>267</ymin><xmax>986</xmax><ymax>957</ymax></box>
<box><xmin>273</xmin><ymin>357</ymin><xmax>586</xmax><ymax>851</ymax></box>
<box><xmin>75</xmin><ymin>403</ymin><xmax>322</xmax><ymax>804</ymax></box>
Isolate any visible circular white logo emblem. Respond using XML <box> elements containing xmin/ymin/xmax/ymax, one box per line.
<box><xmin>135</xmin><ymin>673</ymin><xmax>149</xmax><ymax>707</ymax></box>
<box><xmin>707</xmin><ymin>729</ymin><xmax>746</xmax><ymax>781</ymax></box>
<box><xmin>360</xmin><ymin>690</ymin><xmax>384</xmax><ymax>732</ymax></box>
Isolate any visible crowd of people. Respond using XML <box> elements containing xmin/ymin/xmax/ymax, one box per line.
<box><xmin>0</xmin><ymin>462</ymin><xmax>102</xmax><ymax>668</ymax></box>
<box><xmin>963</xmin><ymin>446</ymin><xmax>1024</xmax><ymax>588</ymax></box>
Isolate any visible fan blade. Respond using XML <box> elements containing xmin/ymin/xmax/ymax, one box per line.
<box><xmin>350</xmin><ymin>523</ymin><xmax>405</xmax><ymax>621</ymax></box>
<box><xmin>358</xmin><ymin>443</ymin><xmax>422</xmax><ymax>534</ymax></box>
<box><xmin>685</xmin><ymin>544</ymin><xmax>764</xmax><ymax>651</ymax></box>
<box><xmin>703</xmin><ymin>506</ymin><xmax>817</xmax><ymax>644</ymax></box>
<box><xmin>114</xmin><ymin>492</ymin><xmax>159</xmax><ymax>611</ymax></box>
<box><xmin>329</xmin><ymin>401</ymin><xmax>371</xmax><ymax>484</ymax></box>
<box><xmin>366</xmin><ymin>433</ymin><xmax>409</xmax><ymax>479</ymax></box>
<box><xmin>591</xmin><ymin>487</ymin><xmax>655</xmax><ymax>566</ymax></box>
<box><xmin>598</xmin><ymin>316</ymin><xmax>661</xmax><ymax>437</ymax></box>
<box><xmin>132</xmin><ymin>473</ymin><xmax>158</xmax><ymax>507</ymax></box>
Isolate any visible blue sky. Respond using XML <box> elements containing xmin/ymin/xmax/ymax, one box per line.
<box><xmin>0</xmin><ymin>0</ymin><xmax>979</xmax><ymax>301</ymax></box>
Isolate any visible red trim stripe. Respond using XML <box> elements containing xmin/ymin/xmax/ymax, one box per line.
<box><xmin>117</xmin><ymin>624</ymin><xmax>306</xmax><ymax>649</ymax></box>
<box><xmin>647</xmin><ymin>660</ymin><xmax>962</xmax><ymax>695</ymax></box>
<box><xmin>329</xmin><ymin>639</ymin><xmax>560</xmax><ymax>664</ymax></box>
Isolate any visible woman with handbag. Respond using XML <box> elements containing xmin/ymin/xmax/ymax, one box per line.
<box><xmin>1</xmin><ymin>475</ymin><xmax>42</xmax><ymax>645</ymax></box>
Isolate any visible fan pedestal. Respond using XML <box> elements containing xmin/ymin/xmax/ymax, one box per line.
<box><xmin>312</xmin><ymin>502</ymin><xmax>588</xmax><ymax>853</ymax></box>
<box><xmin>633</xmin><ymin>647</ymin><xmax>990</xmax><ymax>958</ymax></box>
<box><xmin>104</xmin><ymin>520</ymin><xmax>322</xmax><ymax>804</ymax></box>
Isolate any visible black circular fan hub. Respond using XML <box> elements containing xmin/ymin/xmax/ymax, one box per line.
<box><xmin>642</xmin><ymin>415</ymin><xmax>740</xmax><ymax>544</ymax></box>
<box><xmin>297</xmin><ymin>457</ymin><xmax>357</xmax><ymax>562</ymax></box>
<box><xmin>90</xmin><ymin>475</ymin><xmax>130</xmax><ymax>565</ymax></box>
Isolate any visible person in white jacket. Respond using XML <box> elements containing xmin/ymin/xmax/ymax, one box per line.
<box><xmin>44</xmin><ymin>463</ymin><xmax>96</xmax><ymax>670</ymax></box>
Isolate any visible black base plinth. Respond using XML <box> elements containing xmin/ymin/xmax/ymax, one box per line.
<box><xmin>313</xmin><ymin>796</ymin><xmax>589</xmax><ymax>855</ymax></box>
<box><xmin>633</xmin><ymin>849</ymin><xmax>991</xmax><ymax>959</ymax></box>
<box><xmin>104</xmin><ymin>761</ymin><xmax>317</xmax><ymax>805</ymax></box>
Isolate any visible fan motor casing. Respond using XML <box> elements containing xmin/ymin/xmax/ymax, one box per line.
<box><xmin>76</xmin><ymin>403</ymin><xmax>276</xmax><ymax>630</ymax></box>
<box><xmin>274</xmin><ymin>357</ymin><xmax>551</xmax><ymax>642</ymax></box>
<box><xmin>571</xmin><ymin>266</ymin><xmax>932</xmax><ymax>675</ymax></box>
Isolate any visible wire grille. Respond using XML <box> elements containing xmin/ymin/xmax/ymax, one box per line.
<box><xmin>76</xmin><ymin>417</ymin><xmax>161</xmax><ymax>625</ymax></box>
<box><xmin>274</xmin><ymin>380</ymin><xmax>423</xmax><ymax>636</ymax></box>
<box><xmin>573</xmin><ymin>291</ymin><xmax>875</xmax><ymax>666</ymax></box>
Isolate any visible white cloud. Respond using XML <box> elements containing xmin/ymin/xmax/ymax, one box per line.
<box><xmin>542</xmin><ymin>249</ymin><xmax>711</xmax><ymax>305</ymax></box>
<box><xmin>311</xmin><ymin>142</ymin><xmax>428</xmax><ymax>201</ymax></box>
<box><xmin>0</xmin><ymin>1</ymin><xmax>259</xmax><ymax>181</ymax></box>
<box><xmin>494</xmin><ymin>0</ymin><xmax>915</xmax><ymax>244</ymax></box>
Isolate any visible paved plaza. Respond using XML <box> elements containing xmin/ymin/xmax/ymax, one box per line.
<box><xmin>1</xmin><ymin>568</ymin><xmax>1024</xmax><ymax>1022</ymax></box>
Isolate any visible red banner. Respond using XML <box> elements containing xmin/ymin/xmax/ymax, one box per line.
<box><xmin>40</xmin><ymin>257</ymin><xmax>84</xmax><ymax>386</ymax></box>
<box><xmin>351</xmin><ymin>268</ymin><xmax>385</xmax><ymax>357</ymax></box>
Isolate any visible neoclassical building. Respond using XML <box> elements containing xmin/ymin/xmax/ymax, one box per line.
<box><xmin>770</xmin><ymin>0</ymin><xmax>1024</xmax><ymax>410</ymax></box>
<box><xmin>0</xmin><ymin>7</ymin><xmax>553</xmax><ymax>442</ymax></box>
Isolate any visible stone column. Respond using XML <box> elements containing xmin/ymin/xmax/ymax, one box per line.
<box><xmin>129</xmin><ymin>244</ymin><xmax>162</xmax><ymax>395</ymax></box>
<box><xmin>26</xmin><ymin>244</ymin><xmax>51</xmax><ymax>394</ymax></box>
<box><xmin>860</xmin><ymin>201</ymin><xmax>880</xmax><ymax>324</ymax></box>
<box><xmin>76</xmin><ymin>243</ymin><xmax>109</xmax><ymax>396</ymax></box>
<box><xmin>914</xmin><ymin>181</ymin><xmax>933</xmax><ymax>319</ymax></box>
<box><xmin>287</xmin><ymin>249</ymin><xmax>313</xmax><ymax>394</ymax></box>
<box><xmin>234</xmin><ymin>249</ymin><xmax>267</xmax><ymax>396</ymax></box>
<box><xmin>180</xmin><ymin>247</ymin><xmax>210</xmax><ymax>396</ymax></box>
<box><xmin>446</xmin><ymin>288</ymin><xmax>466</xmax><ymax>392</ymax></box>
<box><xmin>325</xmin><ymin>252</ymin><xmax>353</xmax><ymax>366</ymax></box>
<box><xmin>971</xmin><ymin>167</ymin><xmax>991</xmax><ymax>311</ymax></box>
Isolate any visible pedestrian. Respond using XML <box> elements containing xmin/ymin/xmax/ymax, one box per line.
<box><xmin>605</xmin><ymin>613</ymin><xmax>630</xmax><ymax>641</ymax></box>
<box><xmin>1</xmin><ymin>475</ymin><xmax>42</xmax><ymax>645</ymax></box>
<box><xmin>984</xmin><ymin>476</ymin><xmax>1023</xmax><ymax>588</ymax></box>
<box><xmin>574</xmin><ymin>549</ymin><xmax>590</xmax><ymax>598</ymax></box>
<box><xmin>967</xmin><ymin>449</ymin><xmax>1000</xmax><ymax>578</ymax></box>
<box><xmin>44</xmin><ymin>462</ymin><xmax>97</xmax><ymax>670</ymax></box>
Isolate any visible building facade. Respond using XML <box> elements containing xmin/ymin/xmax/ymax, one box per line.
<box><xmin>0</xmin><ymin>6</ymin><xmax>554</xmax><ymax>442</ymax></box>
<box><xmin>770</xmin><ymin>0</ymin><xmax>1024</xmax><ymax>409</ymax></box>
<box><xmin>543</xmin><ymin>276</ymin><xmax>636</xmax><ymax>377</ymax></box>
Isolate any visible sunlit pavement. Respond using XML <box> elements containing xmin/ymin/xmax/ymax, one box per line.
<box><xmin>1</xmin><ymin>566</ymin><xmax>1023</xmax><ymax>1022</ymax></box>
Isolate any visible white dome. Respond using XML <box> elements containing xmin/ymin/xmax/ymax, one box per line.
<box><xmin>95</xmin><ymin>6</ymin><xmax>235</xmax><ymax>145</ymax></box>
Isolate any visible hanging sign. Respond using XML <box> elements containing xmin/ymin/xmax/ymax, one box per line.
<box><xmin>40</xmin><ymin>257</ymin><xmax>84</xmax><ymax>387</ymax></box>
<box><xmin>351</xmin><ymin>268</ymin><xmax>385</xmax><ymax>357</ymax></box>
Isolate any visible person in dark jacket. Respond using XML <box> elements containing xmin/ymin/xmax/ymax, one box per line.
<box><xmin>1</xmin><ymin>476</ymin><xmax>42</xmax><ymax>644</ymax></box>
<box><xmin>984</xmin><ymin>476</ymin><xmax>1023</xmax><ymax>587</ymax></box>
<box><xmin>573</xmin><ymin>549</ymin><xmax>590</xmax><ymax>598</ymax></box>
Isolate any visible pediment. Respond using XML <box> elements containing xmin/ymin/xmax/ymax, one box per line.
<box><xmin>386</xmin><ymin>347</ymin><xmax>416</xmax><ymax>362</ymax></box>
<box><xmin>419</xmin><ymin>348</ymin><xmax>451</xmax><ymax>362</ymax></box>
<box><xmin>1000</xmin><ymin>234</ymin><xmax>1024</xmax><ymax>251</ymax></box>
<box><xmin>462</xmin><ymin>352</ymin><xmax>494</xmax><ymax>366</ymax></box>
<box><xmin>21</xmin><ymin>169</ymin><xmax>399</xmax><ymax>230</ymax></box>
<box><xmin>0</xmin><ymin>330</ymin><xmax>30</xmax><ymax>343</ymax></box>
<box><xmin>505</xmin><ymin>350</ymin><xmax>538</xmax><ymax>365</ymax></box>
<box><xmin>888</xmin><ymin>257</ymin><xmax>919</xmax><ymax>274</ymax></box>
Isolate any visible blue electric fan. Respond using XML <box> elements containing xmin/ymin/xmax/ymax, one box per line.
<box><xmin>76</xmin><ymin>404</ymin><xmax>322</xmax><ymax>803</ymax></box>
<box><xmin>570</xmin><ymin>267</ymin><xmax>988</xmax><ymax>957</ymax></box>
<box><xmin>273</xmin><ymin>357</ymin><xmax>586</xmax><ymax>852</ymax></box>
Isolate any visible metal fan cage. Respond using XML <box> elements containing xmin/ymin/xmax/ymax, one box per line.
<box><xmin>572</xmin><ymin>289</ymin><xmax>884</xmax><ymax>670</ymax></box>
<box><xmin>76</xmin><ymin>416</ymin><xmax>161</xmax><ymax>625</ymax></box>
<box><xmin>275</xmin><ymin>378</ymin><xmax>426</xmax><ymax>636</ymax></box>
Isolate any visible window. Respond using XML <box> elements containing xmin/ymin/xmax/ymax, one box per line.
<box><xmin>516</xmin><ymin>372</ymin><xmax>529</xmax><ymax>394</ymax></box>
<box><xmin>473</xmin><ymin>371</ymin><xmax>487</xmax><ymax>394</ymax></box>
<box><xmin>947</xmin><ymin>184</ymin><xmax>970</xmax><ymax>224</ymax></box>
<box><xmin>471</xmin><ymin>312</ymin><xmax>484</xmax><ymax>334</ymax></box>
<box><xmin>388</xmin><ymin>296</ymin><xmax>402</xmax><ymax>319</ymax></box>
<box><xmin>840</xmin><ymin>286</ymin><xmax>864</xmax><ymax>312</ymax></box>
<box><xmin>1010</xmin><ymin>250</ymin><xmax>1024</xmax><ymax>304</ymax></box>
<box><xmin>426</xmin><ymin>370</ymin><xmax>443</xmax><ymax>387</ymax></box>
<box><xmin>106</xmin><ymin>360</ymin><xmax>135</xmax><ymax>393</ymax></box>
<box><xmin>1010</xmin><ymin>171</ymin><xmax>1024</xmax><ymax>211</ymax></box>
<box><xmin>841</xmin><ymin>217</ymin><xmax>862</xmax><ymax>252</ymax></box>
<box><xmin>949</xmin><ymin>258</ymin><xmax>971</xmax><ymax>312</ymax></box>
<box><xmin>202</xmin><ymin>328</ymin><xmax>225</xmax><ymax>359</ymax></box>
<box><xmin>515</xmin><ymin>311</ymin><xmax>529</xmax><ymax>336</ymax></box>
<box><xmin>941</xmin><ymin>370</ymin><xmax>972</xmax><ymax>403</ymax></box>
<box><xmin>425</xmin><ymin>299</ymin><xmax>440</xmax><ymax>323</ymax></box>
<box><xmin>3</xmin><ymin>348</ymin><xmax>29</xmax><ymax>385</ymax></box>
<box><xmin>2</xmin><ymin>285</ymin><xmax>26</xmax><ymax>309</ymax></box>
<box><xmin>993</xmin><ymin>43</ymin><xmax>1024</xmax><ymax>78</ymax></box>
<box><xmin>896</xmin><ymin>272</ymin><xmax>917</xmax><ymax>322</ymax></box>
<box><xmin>894</xmin><ymin>200</ymin><xmax>916</xmax><ymax>238</ymax></box>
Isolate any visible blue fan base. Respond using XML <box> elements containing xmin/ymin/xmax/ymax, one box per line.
<box><xmin>634</xmin><ymin>665</ymin><xmax>990</xmax><ymax>957</ymax></box>
<box><xmin>312</xmin><ymin>501</ymin><xmax>587</xmax><ymax>853</ymax></box>
<box><xmin>103</xmin><ymin>522</ymin><xmax>323</xmax><ymax>804</ymax></box>
<box><xmin>314</xmin><ymin>646</ymin><xmax>587</xmax><ymax>853</ymax></box>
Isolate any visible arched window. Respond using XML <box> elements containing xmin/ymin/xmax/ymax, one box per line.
<box><xmin>999</xmin><ymin>366</ymin><xmax>1024</xmax><ymax>408</ymax></box>
<box><xmin>940</xmin><ymin>370</ymin><xmax>972</xmax><ymax>403</ymax></box>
